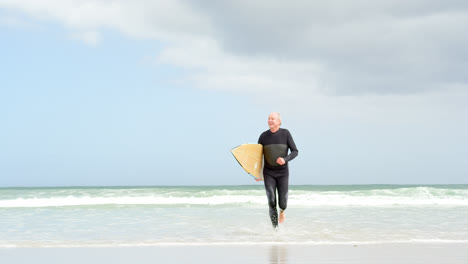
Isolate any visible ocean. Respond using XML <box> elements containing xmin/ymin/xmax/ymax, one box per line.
<box><xmin>1</xmin><ymin>185</ymin><xmax>467</xmax><ymax>248</ymax></box>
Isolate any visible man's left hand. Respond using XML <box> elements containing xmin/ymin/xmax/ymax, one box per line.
<box><xmin>276</xmin><ymin>157</ymin><xmax>286</xmax><ymax>165</ymax></box>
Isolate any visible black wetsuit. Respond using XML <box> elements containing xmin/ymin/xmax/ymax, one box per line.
<box><xmin>258</xmin><ymin>128</ymin><xmax>298</xmax><ymax>227</ymax></box>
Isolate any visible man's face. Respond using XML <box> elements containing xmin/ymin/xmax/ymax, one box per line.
<box><xmin>268</xmin><ymin>113</ymin><xmax>281</xmax><ymax>130</ymax></box>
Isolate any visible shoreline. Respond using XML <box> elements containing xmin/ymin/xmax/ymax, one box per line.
<box><xmin>2</xmin><ymin>243</ymin><xmax>468</xmax><ymax>264</ymax></box>
<box><xmin>2</xmin><ymin>240</ymin><xmax>468</xmax><ymax>248</ymax></box>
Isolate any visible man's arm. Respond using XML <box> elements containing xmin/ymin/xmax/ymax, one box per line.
<box><xmin>284</xmin><ymin>130</ymin><xmax>298</xmax><ymax>162</ymax></box>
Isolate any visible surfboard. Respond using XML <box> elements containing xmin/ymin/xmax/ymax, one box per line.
<box><xmin>231</xmin><ymin>144</ymin><xmax>264</xmax><ymax>181</ymax></box>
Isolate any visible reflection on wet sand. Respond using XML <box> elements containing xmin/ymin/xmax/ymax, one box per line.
<box><xmin>269</xmin><ymin>245</ymin><xmax>288</xmax><ymax>264</ymax></box>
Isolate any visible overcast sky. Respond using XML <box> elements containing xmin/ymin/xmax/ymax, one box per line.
<box><xmin>1</xmin><ymin>0</ymin><xmax>467</xmax><ymax>186</ymax></box>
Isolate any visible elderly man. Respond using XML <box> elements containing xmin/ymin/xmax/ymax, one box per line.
<box><xmin>258</xmin><ymin>112</ymin><xmax>298</xmax><ymax>228</ymax></box>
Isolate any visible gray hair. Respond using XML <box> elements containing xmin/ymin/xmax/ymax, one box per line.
<box><xmin>270</xmin><ymin>112</ymin><xmax>282</xmax><ymax>125</ymax></box>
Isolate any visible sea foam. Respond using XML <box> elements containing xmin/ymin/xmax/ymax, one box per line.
<box><xmin>0</xmin><ymin>186</ymin><xmax>467</xmax><ymax>208</ymax></box>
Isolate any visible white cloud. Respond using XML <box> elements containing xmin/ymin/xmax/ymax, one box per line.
<box><xmin>69</xmin><ymin>30</ymin><xmax>100</xmax><ymax>46</ymax></box>
<box><xmin>0</xmin><ymin>0</ymin><xmax>213</xmax><ymax>39</ymax></box>
<box><xmin>157</xmin><ymin>37</ymin><xmax>323</xmax><ymax>97</ymax></box>
<box><xmin>0</xmin><ymin>14</ymin><xmax>42</xmax><ymax>29</ymax></box>
<box><xmin>1</xmin><ymin>0</ymin><xmax>467</xmax><ymax>101</ymax></box>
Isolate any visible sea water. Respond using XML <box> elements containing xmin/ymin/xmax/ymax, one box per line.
<box><xmin>0</xmin><ymin>185</ymin><xmax>467</xmax><ymax>247</ymax></box>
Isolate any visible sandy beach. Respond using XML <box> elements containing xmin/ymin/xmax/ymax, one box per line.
<box><xmin>2</xmin><ymin>243</ymin><xmax>468</xmax><ymax>264</ymax></box>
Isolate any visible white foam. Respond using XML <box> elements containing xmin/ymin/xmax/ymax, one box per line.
<box><xmin>289</xmin><ymin>193</ymin><xmax>468</xmax><ymax>206</ymax></box>
<box><xmin>1</xmin><ymin>187</ymin><xmax>467</xmax><ymax>208</ymax></box>
<box><xmin>0</xmin><ymin>195</ymin><xmax>265</xmax><ymax>208</ymax></box>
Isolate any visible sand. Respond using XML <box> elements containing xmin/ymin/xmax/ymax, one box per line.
<box><xmin>1</xmin><ymin>243</ymin><xmax>468</xmax><ymax>264</ymax></box>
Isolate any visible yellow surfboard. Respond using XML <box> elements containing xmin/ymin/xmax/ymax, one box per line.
<box><xmin>231</xmin><ymin>144</ymin><xmax>264</xmax><ymax>181</ymax></box>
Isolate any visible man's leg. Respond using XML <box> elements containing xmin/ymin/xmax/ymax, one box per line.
<box><xmin>277</xmin><ymin>174</ymin><xmax>289</xmax><ymax>224</ymax></box>
<box><xmin>263</xmin><ymin>173</ymin><xmax>278</xmax><ymax>228</ymax></box>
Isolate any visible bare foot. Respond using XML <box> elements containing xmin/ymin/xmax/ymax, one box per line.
<box><xmin>279</xmin><ymin>211</ymin><xmax>285</xmax><ymax>224</ymax></box>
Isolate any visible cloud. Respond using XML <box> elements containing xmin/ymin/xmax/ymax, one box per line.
<box><xmin>0</xmin><ymin>13</ymin><xmax>42</xmax><ymax>29</ymax></box>
<box><xmin>69</xmin><ymin>30</ymin><xmax>100</xmax><ymax>46</ymax></box>
<box><xmin>0</xmin><ymin>0</ymin><xmax>212</xmax><ymax>39</ymax></box>
<box><xmin>1</xmin><ymin>0</ymin><xmax>467</xmax><ymax>99</ymax></box>
<box><xmin>157</xmin><ymin>38</ymin><xmax>323</xmax><ymax>97</ymax></box>
<box><xmin>187</xmin><ymin>1</ymin><xmax>468</xmax><ymax>95</ymax></box>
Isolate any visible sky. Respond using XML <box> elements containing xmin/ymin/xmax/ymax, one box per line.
<box><xmin>1</xmin><ymin>0</ymin><xmax>467</xmax><ymax>187</ymax></box>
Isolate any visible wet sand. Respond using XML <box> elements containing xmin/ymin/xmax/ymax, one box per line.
<box><xmin>1</xmin><ymin>243</ymin><xmax>468</xmax><ymax>264</ymax></box>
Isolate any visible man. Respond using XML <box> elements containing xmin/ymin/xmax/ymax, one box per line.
<box><xmin>258</xmin><ymin>112</ymin><xmax>298</xmax><ymax>228</ymax></box>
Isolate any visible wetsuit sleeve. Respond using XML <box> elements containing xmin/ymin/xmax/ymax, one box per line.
<box><xmin>258</xmin><ymin>133</ymin><xmax>263</xmax><ymax>145</ymax></box>
<box><xmin>284</xmin><ymin>130</ymin><xmax>298</xmax><ymax>163</ymax></box>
